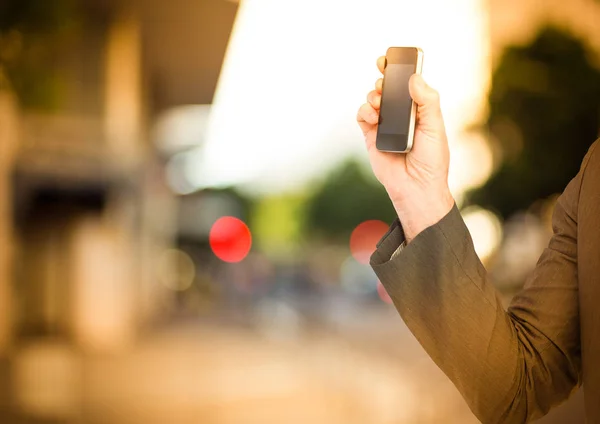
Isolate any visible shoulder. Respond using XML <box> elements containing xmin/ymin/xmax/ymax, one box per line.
<box><xmin>582</xmin><ymin>139</ymin><xmax>600</xmax><ymax>171</ymax></box>
<box><xmin>579</xmin><ymin>139</ymin><xmax>600</xmax><ymax>200</ymax></box>
<box><xmin>553</xmin><ymin>139</ymin><xmax>599</xmax><ymax>220</ymax></box>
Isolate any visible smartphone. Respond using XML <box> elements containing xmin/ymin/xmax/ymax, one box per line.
<box><xmin>376</xmin><ymin>47</ymin><xmax>424</xmax><ymax>153</ymax></box>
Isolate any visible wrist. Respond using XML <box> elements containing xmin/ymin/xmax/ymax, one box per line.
<box><xmin>389</xmin><ymin>187</ymin><xmax>454</xmax><ymax>243</ymax></box>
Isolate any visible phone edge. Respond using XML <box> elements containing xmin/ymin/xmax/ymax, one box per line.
<box><xmin>404</xmin><ymin>48</ymin><xmax>424</xmax><ymax>152</ymax></box>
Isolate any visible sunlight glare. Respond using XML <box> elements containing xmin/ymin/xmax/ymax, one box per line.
<box><xmin>191</xmin><ymin>0</ymin><xmax>491</xmax><ymax>196</ymax></box>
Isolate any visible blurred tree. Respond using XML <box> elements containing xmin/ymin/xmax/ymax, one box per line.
<box><xmin>304</xmin><ymin>159</ymin><xmax>396</xmax><ymax>241</ymax></box>
<box><xmin>0</xmin><ymin>0</ymin><xmax>81</xmax><ymax>109</ymax></box>
<box><xmin>251</xmin><ymin>193</ymin><xmax>306</xmax><ymax>256</ymax></box>
<box><xmin>467</xmin><ymin>26</ymin><xmax>600</xmax><ymax>219</ymax></box>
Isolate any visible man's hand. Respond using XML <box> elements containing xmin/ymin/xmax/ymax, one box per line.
<box><xmin>357</xmin><ymin>56</ymin><xmax>455</xmax><ymax>242</ymax></box>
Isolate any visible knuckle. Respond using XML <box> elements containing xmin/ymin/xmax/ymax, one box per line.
<box><xmin>357</xmin><ymin>103</ymin><xmax>369</xmax><ymax>119</ymax></box>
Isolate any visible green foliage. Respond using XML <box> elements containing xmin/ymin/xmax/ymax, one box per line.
<box><xmin>304</xmin><ymin>159</ymin><xmax>396</xmax><ymax>241</ymax></box>
<box><xmin>0</xmin><ymin>0</ymin><xmax>77</xmax><ymax>33</ymax></box>
<box><xmin>251</xmin><ymin>194</ymin><xmax>306</xmax><ymax>255</ymax></box>
<box><xmin>468</xmin><ymin>26</ymin><xmax>600</xmax><ymax>218</ymax></box>
<box><xmin>0</xmin><ymin>0</ymin><xmax>81</xmax><ymax>109</ymax></box>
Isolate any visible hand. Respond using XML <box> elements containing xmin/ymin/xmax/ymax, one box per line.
<box><xmin>357</xmin><ymin>56</ymin><xmax>455</xmax><ymax>242</ymax></box>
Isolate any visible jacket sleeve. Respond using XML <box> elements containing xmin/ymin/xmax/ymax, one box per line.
<box><xmin>370</xmin><ymin>142</ymin><xmax>598</xmax><ymax>423</ymax></box>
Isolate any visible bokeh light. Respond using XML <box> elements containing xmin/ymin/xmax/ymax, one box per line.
<box><xmin>448</xmin><ymin>132</ymin><xmax>495</xmax><ymax>199</ymax></box>
<box><xmin>157</xmin><ymin>249</ymin><xmax>196</xmax><ymax>291</ymax></box>
<box><xmin>165</xmin><ymin>151</ymin><xmax>198</xmax><ymax>195</ymax></box>
<box><xmin>377</xmin><ymin>282</ymin><xmax>393</xmax><ymax>305</ymax></box>
<box><xmin>462</xmin><ymin>206</ymin><xmax>503</xmax><ymax>260</ymax></box>
<box><xmin>350</xmin><ymin>220</ymin><xmax>390</xmax><ymax>265</ymax></box>
<box><xmin>152</xmin><ymin>105</ymin><xmax>211</xmax><ymax>156</ymax></box>
<box><xmin>209</xmin><ymin>216</ymin><xmax>252</xmax><ymax>263</ymax></box>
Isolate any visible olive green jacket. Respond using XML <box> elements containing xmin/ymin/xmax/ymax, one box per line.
<box><xmin>371</xmin><ymin>140</ymin><xmax>600</xmax><ymax>423</ymax></box>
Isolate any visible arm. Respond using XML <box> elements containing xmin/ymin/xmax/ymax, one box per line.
<box><xmin>371</xmin><ymin>143</ymin><xmax>597</xmax><ymax>423</ymax></box>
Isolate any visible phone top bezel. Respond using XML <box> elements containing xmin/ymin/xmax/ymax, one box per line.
<box><xmin>385</xmin><ymin>47</ymin><xmax>422</xmax><ymax>66</ymax></box>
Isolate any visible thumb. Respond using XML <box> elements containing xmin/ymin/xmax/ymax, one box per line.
<box><xmin>409</xmin><ymin>74</ymin><xmax>446</xmax><ymax>136</ymax></box>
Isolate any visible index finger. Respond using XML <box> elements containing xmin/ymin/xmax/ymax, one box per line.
<box><xmin>377</xmin><ymin>56</ymin><xmax>386</xmax><ymax>75</ymax></box>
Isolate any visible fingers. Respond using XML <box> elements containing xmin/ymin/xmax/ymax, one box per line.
<box><xmin>356</xmin><ymin>102</ymin><xmax>379</xmax><ymax>135</ymax></box>
<box><xmin>357</xmin><ymin>102</ymin><xmax>378</xmax><ymax>124</ymax></box>
<box><xmin>409</xmin><ymin>74</ymin><xmax>441</xmax><ymax>110</ymax></box>
<box><xmin>375</xmin><ymin>78</ymin><xmax>383</xmax><ymax>93</ymax></box>
<box><xmin>367</xmin><ymin>90</ymin><xmax>381</xmax><ymax>109</ymax></box>
<box><xmin>377</xmin><ymin>56</ymin><xmax>386</xmax><ymax>74</ymax></box>
<box><xmin>408</xmin><ymin>74</ymin><xmax>446</xmax><ymax>135</ymax></box>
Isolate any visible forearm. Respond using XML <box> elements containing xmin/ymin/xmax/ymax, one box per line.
<box><xmin>387</xmin><ymin>184</ymin><xmax>454</xmax><ymax>243</ymax></box>
<box><xmin>371</xmin><ymin>205</ymin><xmax>579</xmax><ymax>423</ymax></box>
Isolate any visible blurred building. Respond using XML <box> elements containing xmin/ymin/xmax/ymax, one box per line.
<box><xmin>0</xmin><ymin>6</ymin><xmax>166</xmax><ymax>421</ymax></box>
<box><xmin>0</xmin><ymin>0</ymin><xmax>237</xmax><ymax>421</ymax></box>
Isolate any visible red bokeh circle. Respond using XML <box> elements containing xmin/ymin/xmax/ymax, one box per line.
<box><xmin>377</xmin><ymin>281</ymin><xmax>393</xmax><ymax>304</ymax></box>
<box><xmin>349</xmin><ymin>220</ymin><xmax>390</xmax><ymax>264</ymax></box>
<box><xmin>209</xmin><ymin>217</ymin><xmax>252</xmax><ymax>263</ymax></box>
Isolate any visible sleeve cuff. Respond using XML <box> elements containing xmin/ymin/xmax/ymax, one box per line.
<box><xmin>391</xmin><ymin>241</ymin><xmax>407</xmax><ymax>260</ymax></box>
<box><xmin>370</xmin><ymin>203</ymin><xmax>460</xmax><ymax>267</ymax></box>
<box><xmin>370</xmin><ymin>218</ymin><xmax>406</xmax><ymax>265</ymax></box>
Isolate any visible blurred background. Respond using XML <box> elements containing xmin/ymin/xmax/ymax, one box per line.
<box><xmin>0</xmin><ymin>0</ymin><xmax>599</xmax><ymax>423</ymax></box>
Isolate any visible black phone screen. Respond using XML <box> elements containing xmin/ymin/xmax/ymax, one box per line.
<box><xmin>378</xmin><ymin>64</ymin><xmax>414</xmax><ymax>136</ymax></box>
